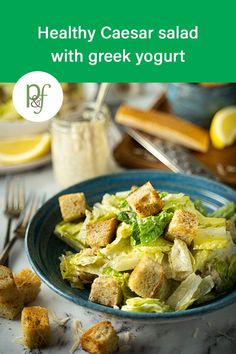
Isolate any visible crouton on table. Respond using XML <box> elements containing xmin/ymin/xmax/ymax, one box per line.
<box><xmin>14</xmin><ymin>268</ymin><xmax>41</xmax><ymax>304</ymax></box>
<box><xmin>59</xmin><ymin>192</ymin><xmax>86</xmax><ymax>221</ymax></box>
<box><xmin>80</xmin><ymin>320</ymin><xmax>119</xmax><ymax>354</ymax></box>
<box><xmin>165</xmin><ymin>209</ymin><xmax>198</xmax><ymax>246</ymax></box>
<box><xmin>127</xmin><ymin>182</ymin><xmax>163</xmax><ymax>218</ymax></box>
<box><xmin>0</xmin><ymin>297</ymin><xmax>23</xmax><ymax>320</ymax></box>
<box><xmin>128</xmin><ymin>255</ymin><xmax>166</xmax><ymax>298</ymax></box>
<box><xmin>21</xmin><ymin>306</ymin><xmax>50</xmax><ymax>349</ymax></box>
<box><xmin>0</xmin><ymin>265</ymin><xmax>20</xmax><ymax>302</ymax></box>
<box><xmin>89</xmin><ymin>276</ymin><xmax>123</xmax><ymax>307</ymax></box>
<box><xmin>86</xmin><ymin>218</ymin><xmax>118</xmax><ymax>249</ymax></box>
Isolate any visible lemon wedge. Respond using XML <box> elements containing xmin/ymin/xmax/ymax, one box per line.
<box><xmin>210</xmin><ymin>106</ymin><xmax>236</xmax><ymax>149</ymax></box>
<box><xmin>0</xmin><ymin>133</ymin><xmax>51</xmax><ymax>165</ymax></box>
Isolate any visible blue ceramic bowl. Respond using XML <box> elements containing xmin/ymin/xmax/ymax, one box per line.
<box><xmin>26</xmin><ymin>171</ymin><xmax>236</xmax><ymax>322</ymax></box>
<box><xmin>167</xmin><ymin>83</ymin><xmax>236</xmax><ymax>128</ymax></box>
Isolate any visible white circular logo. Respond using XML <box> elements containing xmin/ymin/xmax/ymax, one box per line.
<box><xmin>12</xmin><ymin>71</ymin><xmax>63</xmax><ymax>122</ymax></box>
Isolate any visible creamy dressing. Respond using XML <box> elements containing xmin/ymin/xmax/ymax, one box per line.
<box><xmin>52</xmin><ymin>106</ymin><xmax>110</xmax><ymax>187</ymax></box>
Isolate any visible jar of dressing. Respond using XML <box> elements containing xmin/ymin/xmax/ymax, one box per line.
<box><xmin>51</xmin><ymin>102</ymin><xmax>110</xmax><ymax>187</ymax></box>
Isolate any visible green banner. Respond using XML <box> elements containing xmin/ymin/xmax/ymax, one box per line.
<box><xmin>0</xmin><ymin>0</ymin><xmax>235</xmax><ymax>82</ymax></box>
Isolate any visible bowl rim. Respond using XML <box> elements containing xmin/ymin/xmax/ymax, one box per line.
<box><xmin>26</xmin><ymin>170</ymin><xmax>236</xmax><ymax>320</ymax></box>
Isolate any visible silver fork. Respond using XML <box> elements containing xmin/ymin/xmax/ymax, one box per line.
<box><xmin>0</xmin><ymin>194</ymin><xmax>45</xmax><ymax>265</ymax></box>
<box><xmin>3</xmin><ymin>176</ymin><xmax>25</xmax><ymax>264</ymax></box>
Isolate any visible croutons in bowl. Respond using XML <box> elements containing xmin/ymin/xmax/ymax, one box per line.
<box><xmin>26</xmin><ymin>170</ymin><xmax>236</xmax><ymax>322</ymax></box>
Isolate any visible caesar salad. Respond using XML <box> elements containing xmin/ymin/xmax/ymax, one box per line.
<box><xmin>55</xmin><ymin>182</ymin><xmax>236</xmax><ymax>313</ymax></box>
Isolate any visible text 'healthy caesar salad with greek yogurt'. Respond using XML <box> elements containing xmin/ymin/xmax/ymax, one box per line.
<box><xmin>54</xmin><ymin>182</ymin><xmax>236</xmax><ymax>313</ymax></box>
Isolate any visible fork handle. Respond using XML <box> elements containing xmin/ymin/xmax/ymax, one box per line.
<box><xmin>4</xmin><ymin>218</ymin><xmax>12</xmax><ymax>247</ymax></box>
<box><xmin>3</xmin><ymin>218</ymin><xmax>13</xmax><ymax>266</ymax></box>
<box><xmin>0</xmin><ymin>235</ymin><xmax>18</xmax><ymax>265</ymax></box>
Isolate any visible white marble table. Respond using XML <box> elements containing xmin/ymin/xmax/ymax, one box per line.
<box><xmin>0</xmin><ymin>166</ymin><xmax>236</xmax><ymax>354</ymax></box>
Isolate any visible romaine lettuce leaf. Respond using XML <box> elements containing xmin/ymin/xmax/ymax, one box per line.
<box><xmin>92</xmin><ymin>192</ymin><xmax>132</xmax><ymax>220</ymax></box>
<box><xmin>193</xmin><ymin>250</ymin><xmax>211</xmax><ymax>272</ymax></box>
<box><xmin>193</xmin><ymin>275</ymin><xmax>214</xmax><ymax>299</ymax></box>
<box><xmin>60</xmin><ymin>250</ymin><xmax>107</xmax><ymax>288</ymax></box>
<box><xmin>100</xmin><ymin>221</ymin><xmax>169</xmax><ymax>271</ymax></box>
<box><xmin>140</xmin><ymin>237</ymin><xmax>173</xmax><ymax>253</ymax></box>
<box><xmin>159</xmin><ymin>191</ymin><xmax>169</xmax><ymax>199</ymax></box>
<box><xmin>228</xmin><ymin>255</ymin><xmax>236</xmax><ymax>284</ymax></box>
<box><xmin>206</xmin><ymin>255</ymin><xmax>236</xmax><ymax>293</ymax></box>
<box><xmin>117</xmin><ymin>210</ymin><xmax>137</xmax><ymax>224</ymax></box>
<box><xmin>118</xmin><ymin>210</ymin><xmax>173</xmax><ymax>246</ymax></box>
<box><xmin>169</xmin><ymin>239</ymin><xmax>194</xmax><ymax>281</ymax></box>
<box><xmin>194</xmin><ymin>199</ymin><xmax>207</xmax><ymax>216</ymax></box>
<box><xmin>208</xmin><ymin>202</ymin><xmax>236</xmax><ymax>221</ymax></box>
<box><xmin>167</xmin><ymin>273</ymin><xmax>202</xmax><ymax>311</ymax></box>
<box><xmin>193</xmin><ymin>227</ymin><xmax>232</xmax><ymax>250</ymax></box>
<box><xmin>100</xmin><ymin>223</ymin><xmax>142</xmax><ymax>271</ymax></box>
<box><xmin>107</xmin><ymin>249</ymin><xmax>143</xmax><ymax>272</ymax></box>
<box><xmin>100</xmin><ymin>223</ymin><xmax>132</xmax><ymax>258</ymax></box>
<box><xmin>121</xmin><ymin>297</ymin><xmax>171</xmax><ymax>313</ymax></box>
<box><xmin>60</xmin><ymin>252</ymin><xmax>85</xmax><ymax>289</ymax></box>
<box><xmin>76</xmin><ymin>210</ymin><xmax>92</xmax><ymax>246</ymax></box>
<box><xmin>162</xmin><ymin>193</ymin><xmax>195</xmax><ymax>212</ymax></box>
<box><xmin>197</xmin><ymin>214</ymin><xmax>226</xmax><ymax>228</ymax></box>
<box><xmin>167</xmin><ymin>273</ymin><xmax>214</xmax><ymax>311</ymax></box>
<box><xmin>54</xmin><ymin>221</ymin><xmax>85</xmax><ymax>251</ymax></box>
<box><xmin>137</xmin><ymin>212</ymin><xmax>173</xmax><ymax>245</ymax></box>
<box><xmin>194</xmin><ymin>242</ymin><xmax>236</xmax><ymax>275</ymax></box>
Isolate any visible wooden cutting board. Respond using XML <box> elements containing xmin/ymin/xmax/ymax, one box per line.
<box><xmin>113</xmin><ymin>95</ymin><xmax>236</xmax><ymax>187</ymax></box>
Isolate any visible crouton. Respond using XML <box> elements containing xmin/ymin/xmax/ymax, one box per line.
<box><xmin>127</xmin><ymin>182</ymin><xmax>163</xmax><ymax>218</ymax></box>
<box><xmin>0</xmin><ymin>265</ymin><xmax>20</xmax><ymax>302</ymax></box>
<box><xmin>86</xmin><ymin>218</ymin><xmax>118</xmax><ymax>249</ymax></box>
<box><xmin>14</xmin><ymin>268</ymin><xmax>41</xmax><ymax>304</ymax></box>
<box><xmin>89</xmin><ymin>276</ymin><xmax>123</xmax><ymax>307</ymax></box>
<box><xmin>80</xmin><ymin>320</ymin><xmax>119</xmax><ymax>354</ymax></box>
<box><xmin>128</xmin><ymin>255</ymin><xmax>166</xmax><ymax>298</ymax></box>
<box><xmin>0</xmin><ymin>297</ymin><xmax>23</xmax><ymax>320</ymax></box>
<box><xmin>165</xmin><ymin>209</ymin><xmax>198</xmax><ymax>246</ymax></box>
<box><xmin>59</xmin><ymin>193</ymin><xmax>86</xmax><ymax>221</ymax></box>
<box><xmin>21</xmin><ymin>306</ymin><xmax>50</xmax><ymax>349</ymax></box>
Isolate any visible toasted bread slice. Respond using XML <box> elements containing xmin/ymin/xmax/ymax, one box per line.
<box><xmin>21</xmin><ymin>306</ymin><xmax>50</xmax><ymax>349</ymax></box>
<box><xmin>59</xmin><ymin>192</ymin><xmax>86</xmax><ymax>221</ymax></box>
<box><xmin>14</xmin><ymin>268</ymin><xmax>41</xmax><ymax>304</ymax></box>
<box><xmin>86</xmin><ymin>218</ymin><xmax>118</xmax><ymax>249</ymax></box>
<box><xmin>80</xmin><ymin>321</ymin><xmax>119</xmax><ymax>354</ymax></box>
<box><xmin>127</xmin><ymin>182</ymin><xmax>163</xmax><ymax>218</ymax></box>
<box><xmin>89</xmin><ymin>276</ymin><xmax>123</xmax><ymax>307</ymax></box>
<box><xmin>0</xmin><ymin>297</ymin><xmax>23</xmax><ymax>320</ymax></box>
<box><xmin>128</xmin><ymin>255</ymin><xmax>166</xmax><ymax>298</ymax></box>
<box><xmin>165</xmin><ymin>209</ymin><xmax>198</xmax><ymax>246</ymax></box>
<box><xmin>0</xmin><ymin>265</ymin><xmax>20</xmax><ymax>302</ymax></box>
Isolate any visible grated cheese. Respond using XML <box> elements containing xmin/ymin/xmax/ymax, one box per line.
<box><xmin>49</xmin><ymin>308</ymin><xmax>71</xmax><ymax>326</ymax></box>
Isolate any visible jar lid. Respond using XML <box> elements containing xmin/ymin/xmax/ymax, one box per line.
<box><xmin>51</xmin><ymin>102</ymin><xmax>110</xmax><ymax>133</ymax></box>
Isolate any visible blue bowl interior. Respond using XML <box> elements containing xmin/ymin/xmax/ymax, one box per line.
<box><xmin>26</xmin><ymin>170</ymin><xmax>236</xmax><ymax>321</ymax></box>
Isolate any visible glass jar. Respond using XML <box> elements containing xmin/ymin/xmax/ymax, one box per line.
<box><xmin>51</xmin><ymin>102</ymin><xmax>111</xmax><ymax>187</ymax></box>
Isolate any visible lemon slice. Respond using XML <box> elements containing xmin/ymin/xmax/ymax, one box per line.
<box><xmin>210</xmin><ymin>106</ymin><xmax>236</xmax><ymax>149</ymax></box>
<box><xmin>0</xmin><ymin>133</ymin><xmax>51</xmax><ymax>165</ymax></box>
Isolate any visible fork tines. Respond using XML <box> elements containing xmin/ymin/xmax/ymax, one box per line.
<box><xmin>5</xmin><ymin>176</ymin><xmax>25</xmax><ymax>216</ymax></box>
<box><xmin>14</xmin><ymin>193</ymin><xmax>46</xmax><ymax>234</ymax></box>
